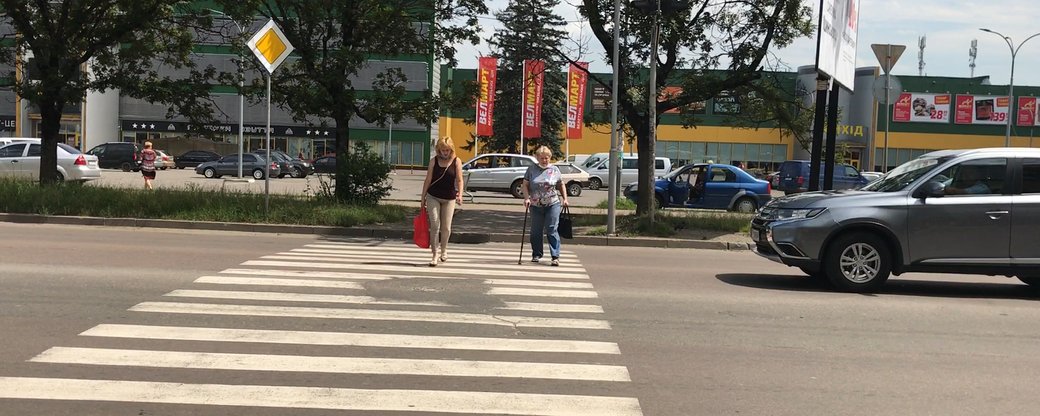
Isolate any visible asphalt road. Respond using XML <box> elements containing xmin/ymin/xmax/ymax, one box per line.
<box><xmin>3</xmin><ymin>223</ymin><xmax>1040</xmax><ymax>415</ymax></box>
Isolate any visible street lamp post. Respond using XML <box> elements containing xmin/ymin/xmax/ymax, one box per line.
<box><xmin>979</xmin><ymin>28</ymin><xmax>1040</xmax><ymax>147</ymax></box>
<box><xmin>386</xmin><ymin>80</ymin><xmax>402</xmax><ymax>172</ymax></box>
<box><xmin>209</xmin><ymin>9</ymin><xmax>247</xmax><ymax>177</ymax></box>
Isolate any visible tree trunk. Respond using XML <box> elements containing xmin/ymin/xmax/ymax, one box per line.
<box><xmin>333</xmin><ymin>115</ymin><xmax>351</xmax><ymax>202</ymax></box>
<box><xmin>634</xmin><ymin>118</ymin><xmax>653</xmax><ymax>216</ymax></box>
<box><xmin>37</xmin><ymin>101</ymin><xmax>63</xmax><ymax>185</ymax></box>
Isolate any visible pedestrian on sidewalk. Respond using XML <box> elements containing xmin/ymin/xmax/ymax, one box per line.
<box><xmin>522</xmin><ymin>145</ymin><xmax>569</xmax><ymax>266</ymax></box>
<box><xmin>420</xmin><ymin>136</ymin><xmax>464</xmax><ymax>267</ymax></box>
<box><xmin>139</xmin><ymin>141</ymin><xmax>157</xmax><ymax>190</ymax></box>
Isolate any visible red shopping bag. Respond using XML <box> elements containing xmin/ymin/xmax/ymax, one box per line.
<box><xmin>413</xmin><ymin>207</ymin><xmax>430</xmax><ymax>248</ymax></box>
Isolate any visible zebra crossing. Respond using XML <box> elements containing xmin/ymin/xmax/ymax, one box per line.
<box><xmin>0</xmin><ymin>239</ymin><xmax>644</xmax><ymax>415</ymax></box>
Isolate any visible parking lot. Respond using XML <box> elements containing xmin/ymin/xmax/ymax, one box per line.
<box><xmin>85</xmin><ymin>168</ymin><xmax>616</xmax><ymax>207</ymax></box>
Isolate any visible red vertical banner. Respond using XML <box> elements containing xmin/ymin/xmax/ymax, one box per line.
<box><xmin>522</xmin><ymin>59</ymin><xmax>545</xmax><ymax>139</ymax></box>
<box><xmin>954</xmin><ymin>95</ymin><xmax>974</xmax><ymax>124</ymax></box>
<box><xmin>892</xmin><ymin>93</ymin><xmax>912</xmax><ymax>122</ymax></box>
<box><xmin>1018</xmin><ymin>97</ymin><xmax>1037</xmax><ymax>127</ymax></box>
<box><xmin>566</xmin><ymin>62</ymin><xmax>588</xmax><ymax>140</ymax></box>
<box><xmin>475</xmin><ymin>57</ymin><xmax>498</xmax><ymax>136</ymax></box>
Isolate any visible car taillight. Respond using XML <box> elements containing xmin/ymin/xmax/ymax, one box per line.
<box><xmin>796</xmin><ymin>176</ymin><xmax>804</xmax><ymax>185</ymax></box>
<box><xmin>271</xmin><ymin>162</ymin><xmax>278</xmax><ymax>169</ymax></box>
<box><xmin>767</xmin><ymin>181</ymin><xmax>771</xmax><ymax>194</ymax></box>
<box><xmin>74</xmin><ymin>155</ymin><xmax>87</xmax><ymax>166</ymax></box>
<box><xmin>133</xmin><ymin>152</ymin><xmax>138</xmax><ymax>161</ymax></box>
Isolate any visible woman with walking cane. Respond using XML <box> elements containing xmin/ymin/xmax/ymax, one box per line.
<box><xmin>420</xmin><ymin>137</ymin><xmax>464</xmax><ymax>267</ymax></box>
<box><xmin>521</xmin><ymin>146</ymin><xmax>569</xmax><ymax>266</ymax></box>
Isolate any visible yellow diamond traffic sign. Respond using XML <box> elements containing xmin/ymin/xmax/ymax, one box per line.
<box><xmin>247</xmin><ymin>19</ymin><xmax>294</xmax><ymax>74</ymax></box>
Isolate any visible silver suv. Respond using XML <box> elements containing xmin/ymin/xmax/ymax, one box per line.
<box><xmin>751</xmin><ymin>147</ymin><xmax>1040</xmax><ymax>292</ymax></box>
<box><xmin>462</xmin><ymin>153</ymin><xmax>538</xmax><ymax>198</ymax></box>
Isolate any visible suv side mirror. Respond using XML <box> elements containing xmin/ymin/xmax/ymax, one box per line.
<box><xmin>462</xmin><ymin>164</ymin><xmax>470</xmax><ymax>170</ymax></box>
<box><xmin>913</xmin><ymin>181</ymin><xmax>946</xmax><ymax>199</ymax></box>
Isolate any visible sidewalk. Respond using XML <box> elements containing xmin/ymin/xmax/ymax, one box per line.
<box><xmin>0</xmin><ymin>202</ymin><xmax>754</xmax><ymax>251</ymax></box>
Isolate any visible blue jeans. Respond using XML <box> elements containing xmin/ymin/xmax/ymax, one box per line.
<box><xmin>529</xmin><ymin>203</ymin><xmax>562</xmax><ymax>259</ymax></box>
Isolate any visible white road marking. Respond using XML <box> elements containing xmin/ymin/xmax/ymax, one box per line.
<box><xmin>489</xmin><ymin>287</ymin><xmax>599</xmax><ymax>298</ymax></box>
<box><xmin>80</xmin><ymin>324</ymin><xmax>620</xmax><ymax>353</ymax></box>
<box><xmin>165</xmin><ymin>289</ymin><xmax>450</xmax><ymax>307</ymax></box>
<box><xmin>0</xmin><ymin>377</ymin><xmax>644</xmax><ymax>416</ymax></box>
<box><xmin>216</xmin><ymin>268</ymin><xmax>594</xmax><ymax>288</ymax></box>
<box><xmin>130</xmin><ymin>302</ymin><xmax>612</xmax><ymax>330</ymax></box>
<box><xmin>260</xmin><ymin>254</ymin><xmax>588</xmax><ymax>273</ymax></box>
<box><xmin>291</xmin><ymin>248</ymin><xmax>581</xmax><ymax>264</ymax></box>
<box><xmin>307</xmin><ymin>242</ymin><xmax>576</xmax><ymax>257</ymax></box>
<box><xmin>501</xmin><ymin>302</ymin><xmax>605</xmax><ymax>313</ymax></box>
<box><xmin>241</xmin><ymin>260</ymin><xmax>590</xmax><ymax>280</ymax></box>
<box><xmin>32</xmin><ymin>347</ymin><xmax>631</xmax><ymax>382</ymax></box>
<box><xmin>194</xmin><ymin>276</ymin><xmax>364</xmax><ymax>289</ymax></box>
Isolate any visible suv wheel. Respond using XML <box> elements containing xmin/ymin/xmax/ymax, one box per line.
<box><xmin>120</xmin><ymin>162</ymin><xmax>133</xmax><ymax>172</ymax></box>
<box><xmin>203</xmin><ymin>167</ymin><xmax>217</xmax><ymax>178</ymax></box>
<box><xmin>824</xmin><ymin>232</ymin><xmax>891</xmax><ymax>292</ymax></box>
<box><xmin>291</xmin><ymin>167</ymin><xmax>305</xmax><ymax>178</ymax></box>
<box><xmin>566</xmin><ymin>181</ymin><xmax>582</xmax><ymax>197</ymax></box>
<box><xmin>733</xmin><ymin>197</ymin><xmax>757</xmax><ymax>213</ymax></box>
<box><xmin>588</xmin><ymin>177</ymin><xmax>602</xmax><ymax>190</ymax></box>
<box><xmin>510</xmin><ymin>179</ymin><xmax>524</xmax><ymax>199</ymax></box>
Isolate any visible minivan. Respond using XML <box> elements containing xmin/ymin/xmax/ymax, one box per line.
<box><xmin>86</xmin><ymin>142</ymin><xmax>142</xmax><ymax>171</ymax></box>
<box><xmin>587</xmin><ymin>156</ymin><xmax>672</xmax><ymax>190</ymax></box>
<box><xmin>775</xmin><ymin>160</ymin><xmax>868</xmax><ymax>194</ymax></box>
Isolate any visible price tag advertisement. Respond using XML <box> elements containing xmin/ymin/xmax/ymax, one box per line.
<box><xmin>955</xmin><ymin>94</ymin><xmax>1010</xmax><ymax>125</ymax></box>
<box><xmin>893</xmin><ymin>93</ymin><xmax>951</xmax><ymax>123</ymax></box>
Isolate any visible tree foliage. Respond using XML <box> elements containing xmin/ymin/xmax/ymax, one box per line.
<box><xmin>0</xmin><ymin>0</ymin><xmax>222</xmax><ymax>184</ymax></box>
<box><xmin>220</xmin><ymin>0</ymin><xmax>487</xmax><ymax>202</ymax></box>
<box><xmin>576</xmin><ymin>0</ymin><xmax>813</xmax><ymax>215</ymax></box>
<box><xmin>474</xmin><ymin>0</ymin><xmax>568</xmax><ymax>157</ymax></box>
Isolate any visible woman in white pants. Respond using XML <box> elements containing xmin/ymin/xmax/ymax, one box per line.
<box><xmin>420</xmin><ymin>137</ymin><xmax>464</xmax><ymax>266</ymax></box>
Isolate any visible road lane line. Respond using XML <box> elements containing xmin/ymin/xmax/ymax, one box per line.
<box><xmin>32</xmin><ymin>347</ymin><xmax>631</xmax><ymax>382</ymax></box>
<box><xmin>241</xmin><ymin>260</ymin><xmax>590</xmax><ymax>280</ymax></box>
<box><xmin>0</xmin><ymin>377</ymin><xmax>643</xmax><ymax>415</ymax></box>
<box><xmin>129</xmin><ymin>302</ymin><xmax>612</xmax><ymax>330</ymax></box>
<box><xmin>80</xmin><ymin>324</ymin><xmax>620</xmax><ymax>353</ymax></box>
<box><xmin>165</xmin><ymin>290</ymin><xmax>450</xmax><ymax>307</ymax></box>
<box><xmin>489</xmin><ymin>287</ymin><xmax>599</xmax><ymax>298</ymax></box>
<box><xmin>260</xmin><ymin>254</ymin><xmax>587</xmax><ymax>273</ymax></box>
<box><xmin>194</xmin><ymin>276</ymin><xmax>364</xmax><ymax>289</ymax></box>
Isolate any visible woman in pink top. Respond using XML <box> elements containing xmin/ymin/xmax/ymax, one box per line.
<box><xmin>140</xmin><ymin>141</ymin><xmax>157</xmax><ymax>190</ymax></box>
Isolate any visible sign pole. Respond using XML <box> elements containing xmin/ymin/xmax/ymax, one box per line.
<box><xmin>265</xmin><ymin>73</ymin><xmax>271</xmax><ymax>215</ymax></box>
<box><xmin>519</xmin><ymin>60</ymin><xmax>526</xmax><ymax>154</ymax></box>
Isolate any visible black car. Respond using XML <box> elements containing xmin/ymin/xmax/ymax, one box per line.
<box><xmin>85</xmin><ymin>142</ymin><xmax>142</xmax><ymax>171</ymax></box>
<box><xmin>312</xmin><ymin>155</ymin><xmax>336</xmax><ymax>174</ymax></box>
<box><xmin>252</xmin><ymin>150</ymin><xmax>313</xmax><ymax>178</ymax></box>
<box><xmin>175</xmin><ymin>150</ymin><xmax>221</xmax><ymax>169</ymax></box>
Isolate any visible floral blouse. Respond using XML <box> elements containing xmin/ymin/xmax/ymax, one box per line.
<box><xmin>524</xmin><ymin>164</ymin><xmax>562</xmax><ymax>206</ymax></box>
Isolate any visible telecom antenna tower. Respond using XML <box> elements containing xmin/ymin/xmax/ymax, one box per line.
<box><xmin>918</xmin><ymin>35</ymin><xmax>926</xmax><ymax>76</ymax></box>
<box><xmin>969</xmin><ymin>39</ymin><xmax>978</xmax><ymax>77</ymax></box>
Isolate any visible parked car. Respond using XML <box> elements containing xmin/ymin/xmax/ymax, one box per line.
<box><xmin>195</xmin><ymin>153</ymin><xmax>280</xmax><ymax>179</ymax></box>
<box><xmin>0</xmin><ymin>141</ymin><xmax>101</xmax><ymax>182</ymax></box>
<box><xmin>155</xmin><ymin>150</ymin><xmax>174</xmax><ymax>170</ymax></box>
<box><xmin>554</xmin><ymin>162</ymin><xmax>590</xmax><ymax>197</ymax></box>
<box><xmin>252</xmin><ymin>149</ymin><xmax>313</xmax><ymax>178</ymax></box>
<box><xmin>85</xmin><ymin>142</ymin><xmax>141</xmax><ymax>171</ymax></box>
<box><xmin>461</xmin><ymin>153</ymin><xmax>537</xmax><ymax>198</ymax></box>
<box><xmin>860</xmin><ymin>171</ymin><xmax>884</xmax><ymax>183</ymax></box>
<box><xmin>0</xmin><ymin>137</ymin><xmax>41</xmax><ymax>147</ymax></box>
<box><xmin>175</xmin><ymin>150</ymin><xmax>221</xmax><ymax>169</ymax></box>
<box><xmin>624</xmin><ymin>163</ymin><xmax>770</xmax><ymax>212</ymax></box>
<box><xmin>750</xmin><ymin>147</ymin><xmax>1040</xmax><ymax>292</ymax></box>
<box><xmin>579</xmin><ymin>152</ymin><xmax>610</xmax><ymax>171</ymax></box>
<box><xmin>587</xmin><ymin>156</ymin><xmax>672</xmax><ymax>190</ymax></box>
<box><xmin>774</xmin><ymin>160</ymin><xmax>869</xmax><ymax>194</ymax></box>
<box><xmin>312</xmin><ymin>155</ymin><xmax>336</xmax><ymax>174</ymax></box>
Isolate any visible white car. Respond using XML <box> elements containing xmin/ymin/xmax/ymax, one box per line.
<box><xmin>0</xmin><ymin>141</ymin><xmax>101</xmax><ymax>182</ymax></box>
<box><xmin>555</xmin><ymin>162</ymin><xmax>590</xmax><ymax>197</ymax></box>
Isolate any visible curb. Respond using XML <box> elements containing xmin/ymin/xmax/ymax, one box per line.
<box><xmin>0</xmin><ymin>213</ymin><xmax>752</xmax><ymax>251</ymax></box>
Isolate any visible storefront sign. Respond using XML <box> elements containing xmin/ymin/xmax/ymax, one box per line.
<box><xmin>121</xmin><ymin>120</ymin><xmax>332</xmax><ymax>137</ymax></box>
<box><xmin>1018</xmin><ymin>97</ymin><xmax>1038</xmax><ymax>127</ymax></box>
<box><xmin>893</xmin><ymin>92</ymin><xmax>950</xmax><ymax>123</ymax></box>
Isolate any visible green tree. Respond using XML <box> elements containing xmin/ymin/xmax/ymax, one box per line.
<box><xmin>0</xmin><ymin>1</ymin><xmax>221</xmax><ymax>184</ymax></box>
<box><xmin>221</xmin><ymin>0</ymin><xmax>487</xmax><ymax>203</ymax></box>
<box><xmin>477</xmin><ymin>0</ymin><xmax>568</xmax><ymax>157</ymax></box>
<box><xmin>576</xmin><ymin>0</ymin><xmax>813</xmax><ymax>216</ymax></box>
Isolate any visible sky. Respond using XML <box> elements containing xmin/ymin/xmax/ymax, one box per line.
<box><xmin>453</xmin><ymin>0</ymin><xmax>1040</xmax><ymax>89</ymax></box>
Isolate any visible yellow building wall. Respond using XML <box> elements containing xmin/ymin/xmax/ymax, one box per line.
<box><xmin>439</xmin><ymin>116</ymin><xmax>798</xmax><ymax>162</ymax></box>
<box><xmin>879</xmin><ymin>131</ymin><xmax>1040</xmax><ymax>150</ymax></box>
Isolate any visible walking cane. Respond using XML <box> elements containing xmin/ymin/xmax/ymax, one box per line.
<box><xmin>517</xmin><ymin>205</ymin><xmax>529</xmax><ymax>265</ymax></box>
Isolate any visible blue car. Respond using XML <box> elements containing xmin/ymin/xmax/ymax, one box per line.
<box><xmin>775</xmin><ymin>160</ymin><xmax>869</xmax><ymax>194</ymax></box>
<box><xmin>624</xmin><ymin>163</ymin><xmax>771</xmax><ymax>213</ymax></box>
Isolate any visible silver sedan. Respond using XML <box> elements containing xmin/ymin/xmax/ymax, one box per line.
<box><xmin>0</xmin><ymin>141</ymin><xmax>101</xmax><ymax>182</ymax></box>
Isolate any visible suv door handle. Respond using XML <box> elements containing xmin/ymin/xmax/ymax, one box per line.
<box><xmin>985</xmin><ymin>210</ymin><xmax>1009</xmax><ymax>219</ymax></box>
